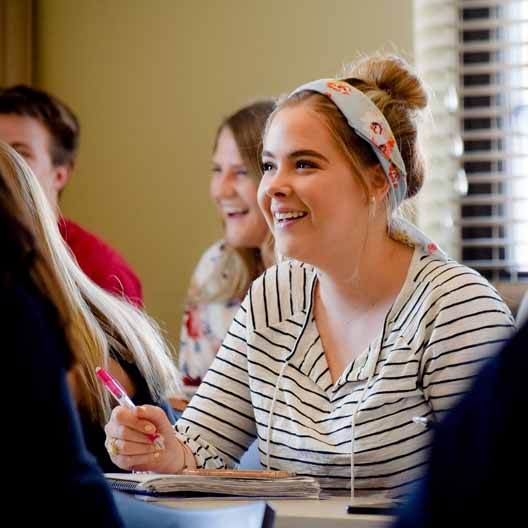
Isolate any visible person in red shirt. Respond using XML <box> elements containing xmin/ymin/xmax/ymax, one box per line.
<box><xmin>0</xmin><ymin>85</ymin><xmax>142</xmax><ymax>307</ymax></box>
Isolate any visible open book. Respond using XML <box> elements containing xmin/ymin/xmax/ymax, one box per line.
<box><xmin>105</xmin><ymin>469</ymin><xmax>321</xmax><ymax>499</ymax></box>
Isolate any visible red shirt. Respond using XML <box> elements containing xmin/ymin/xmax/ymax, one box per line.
<box><xmin>59</xmin><ymin>218</ymin><xmax>143</xmax><ymax>307</ymax></box>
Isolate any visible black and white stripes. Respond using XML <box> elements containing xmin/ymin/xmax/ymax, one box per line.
<box><xmin>176</xmin><ymin>247</ymin><xmax>514</xmax><ymax>497</ymax></box>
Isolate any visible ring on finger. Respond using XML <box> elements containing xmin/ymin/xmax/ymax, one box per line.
<box><xmin>107</xmin><ymin>437</ymin><xmax>119</xmax><ymax>457</ymax></box>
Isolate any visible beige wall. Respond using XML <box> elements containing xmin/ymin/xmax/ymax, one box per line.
<box><xmin>0</xmin><ymin>0</ymin><xmax>33</xmax><ymax>85</ymax></box>
<box><xmin>34</xmin><ymin>0</ymin><xmax>414</xmax><ymax>348</ymax></box>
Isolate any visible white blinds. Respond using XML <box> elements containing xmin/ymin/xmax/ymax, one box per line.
<box><xmin>414</xmin><ymin>0</ymin><xmax>462</xmax><ymax>258</ymax></box>
<box><xmin>414</xmin><ymin>0</ymin><xmax>528</xmax><ymax>281</ymax></box>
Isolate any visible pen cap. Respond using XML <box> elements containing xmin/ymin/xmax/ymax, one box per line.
<box><xmin>96</xmin><ymin>366</ymin><xmax>126</xmax><ymax>400</ymax></box>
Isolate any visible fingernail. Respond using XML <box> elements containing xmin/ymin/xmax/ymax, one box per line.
<box><xmin>144</xmin><ymin>424</ymin><xmax>155</xmax><ymax>433</ymax></box>
<box><xmin>154</xmin><ymin>452</ymin><xmax>160</xmax><ymax>459</ymax></box>
<box><xmin>154</xmin><ymin>437</ymin><xmax>165</xmax><ymax>450</ymax></box>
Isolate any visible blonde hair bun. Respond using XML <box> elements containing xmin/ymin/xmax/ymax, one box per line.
<box><xmin>341</xmin><ymin>54</ymin><xmax>427</xmax><ymax>199</ymax></box>
<box><xmin>345</xmin><ymin>54</ymin><xmax>427</xmax><ymax>113</ymax></box>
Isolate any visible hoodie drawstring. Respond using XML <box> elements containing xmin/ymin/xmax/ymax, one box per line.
<box><xmin>266</xmin><ymin>360</ymin><xmax>289</xmax><ymax>470</ymax></box>
<box><xmin>349</xmin><ymin>312</ymin><xmax>390</xmax><ymax>500</ymax></box>
<box><xmin>265</xmin><ymin>277</ymin><xmax>317</xmax><ymax>470</ymax></box>
<box><xmin>350</xmin><ymin>367</ymin><xmax>376</xmax><ymax>499</ymax></box>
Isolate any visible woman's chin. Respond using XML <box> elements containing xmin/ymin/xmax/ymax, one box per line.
<box><xmin>225</xmin><ymin>233</ymin><xmax>253</xmax><ymax>249</ymax></box>
<box><xmin>225</xmin><ymin>229</ymin><xmax>267</xmax><ymax>250</ymax></box>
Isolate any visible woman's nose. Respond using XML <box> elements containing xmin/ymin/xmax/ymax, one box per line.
<box><xmin>213</xmin><ymin>170</ymin><xmax>236</xmax><ymax>198</ymax></box>
<box><xmin>264</xmin><ymin>168</ymin><xmax>291</xmax><ymax>198</ymax></box>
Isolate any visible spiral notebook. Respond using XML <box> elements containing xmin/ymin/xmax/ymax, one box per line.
<box><xmin>105</xmin><ymin>469</ymin><xmax>321</xmax><ymax>498</ymax></box>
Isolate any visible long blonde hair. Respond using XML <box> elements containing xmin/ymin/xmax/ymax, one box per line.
<box><xmin>0</xmin><ymin>142</ymin><xmax>181</xmax><ymax>424</ymax></box>
<box><xmin>194</xmin><ymin>100</ymin><xmax>275</xmax><ymax>305</ymax></box>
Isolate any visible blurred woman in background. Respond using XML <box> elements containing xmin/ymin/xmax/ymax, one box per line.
<box><xmin>177</xmin><ymin>100</ymin><xmax>275</xmax><ymax>404</ymax></box>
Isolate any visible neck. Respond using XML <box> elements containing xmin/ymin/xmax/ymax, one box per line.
<box><xmin>259</xmin><ymin>241</ymin><xmax>275</xmax><ymax>269</ymax></box>
<box><xmin>316</xmin><ymin>234</ymin><xmax>413</xmax><ymax>312</ymax></box>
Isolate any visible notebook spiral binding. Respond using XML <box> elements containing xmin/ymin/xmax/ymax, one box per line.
<box><xmin>106</xmin><ymin>478</ymin><xmax>153</xmax><ymax>495</ymax></box>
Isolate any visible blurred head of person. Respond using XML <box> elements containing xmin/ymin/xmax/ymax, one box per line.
<box><xmin>194</xmin><ymin>100</ymin><xmax>275</xmax><ymax>304</ymax></box>
<box><xmin>0</xmin><ymin>85</ymin><xmax>80</xmax><ymax>215</ymax></box>
<box><xmin>210</xmin><ymin>102</ymin><xmax>274</xmax><ymax>249</ymax></box>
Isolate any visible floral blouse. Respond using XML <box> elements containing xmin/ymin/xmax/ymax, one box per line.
<box><xmin>178</xmin><ymin>241</ymin><xmax>241</xmax><ymax>400</ymax></box>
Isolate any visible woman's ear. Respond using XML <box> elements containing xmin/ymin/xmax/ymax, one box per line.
<box><xmin>368</xmin><ymin>165</ymin><xmax>390</xmax><ymax>202</ymax></box>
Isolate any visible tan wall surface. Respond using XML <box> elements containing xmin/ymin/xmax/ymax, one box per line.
<box><xmin>0</xmin><ymin>0</ymin><xmax>33</xmax><ymax>85</ymax></box>
<box><xmin>34</xmin><ymin>0</ymin><xmax>414</xmax><ymax>348</ymax></box>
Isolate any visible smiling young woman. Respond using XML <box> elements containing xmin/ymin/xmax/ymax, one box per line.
<box><xmin>105</xmin><ymin>54</ymin><xmax>515</xmax><ymax>499</ymax></box>
<box><xmin>176</xmin><ymin>100</ymin><xmax>275</xmax><ymax>404</ymax></box>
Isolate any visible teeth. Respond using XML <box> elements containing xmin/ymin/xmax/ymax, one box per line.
<box><xmin>274</xmin><ymin>211</ymin><xmax>306</xmax><ymax>221</ymax></box>
<box><xmin>223</xmin><ymin>207</ymin><xmax>248</xmax><ymax>214</ymax></box>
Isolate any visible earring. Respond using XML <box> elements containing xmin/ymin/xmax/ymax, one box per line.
<box><xmin>369</xmin><ymin>195</ymin><xmax>376</xmax><ymax>220</ymax></box>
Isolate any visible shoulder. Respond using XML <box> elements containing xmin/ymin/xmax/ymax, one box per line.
<box><xmin>59</xmin><ymin>217</ymin><xmax>95</xmax><ymax>245</ymax></box>
<box><xmin>245</xmin><ymin>259</ymin><xmax>316</xmax><ymax>330</ymax></box>
<box><xmin>59</xmin><ymin>218</ymin><xmax>123</xmax><ymax>261</ymax></box>
<box><xmin>59</xmin><ymin>218</ymin><xmax>142</xmax><ymax>302</ymax></box>
<box><xmin>191</xmin><ymin>240</ymin><xmax>230</xmax><ymax>278</ymax></box>
<box><xmin>400</xmin><ymin>249</ymin><xmax>515</xmax><ymax>344</ymax></box>
<box><xmin>1</xmin><ymin>275</ymin><xmax>56</xmax><ymax>332</ymax></box>
<box><xmin>187</xmin><ymin>240</ymin><xmax>244</xmax><ymax>305</ymax></box>
<box><xmin>413</xmin><ymin>250</ymin><xmax>508</xmax><ymax>311</ymax></box>
<box><xmin>1</xmin><ymin>275</ymin><xmax>72</xmax><ymax>371</ymax></box>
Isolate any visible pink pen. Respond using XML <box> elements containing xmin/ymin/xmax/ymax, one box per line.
<box><xmin>95</xmin><ymin>366</ymin><xmax>165</xmax><ymax>449</ymax></box>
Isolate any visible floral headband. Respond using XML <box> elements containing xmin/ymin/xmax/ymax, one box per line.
<box><xmin>290</xmin><ymin>78</ymin><xmax>447</xmax><ymax>259</ymax></box>
<box><xmin>290</xmin><ymin>79</ymin><xmax>407</xmax><ymax>209</ymax></box>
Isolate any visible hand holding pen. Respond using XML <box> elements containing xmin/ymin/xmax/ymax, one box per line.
<box><xmin>96</xmin><ymin>367</ymin><xmax>165</xmax><ymax>450</ymax></box>
<box><xmin>98</xmin><ymin>367</ymin><xmax>189</xmax><ymax>473</ymax></box>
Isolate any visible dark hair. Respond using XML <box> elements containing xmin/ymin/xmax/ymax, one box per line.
<box><xmin>0</xmin><ymin>85</ymin><xmax>80</xmax><ymax>167</ymax></box>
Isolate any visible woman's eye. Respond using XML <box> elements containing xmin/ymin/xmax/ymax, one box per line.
<box><xmin>261</xmin><ymin>162</ymin><xmax>274</xmax><ymax>172</ymax></box>
<box><xmin>16</xmin><ymin>150</ymin><xmax>32</xmax><ymax>160</ymax></box>
<box><xmin>296</xmin><ymin>160</ymin><xmax>317</xmax><ymax>170</ymax></box>
<box><xmin>236</xmin><ymin>169</ymin><xmax>248</xmax><ymax>177</ymax></box>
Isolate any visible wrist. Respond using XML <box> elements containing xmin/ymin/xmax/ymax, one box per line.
<box><xmin>180</xmin><ymin>440</ymin><xmax>197</xmax><ymax>471</ymax></box>
<box><xmin>167</xmin><ymin>437</ymin><xmax>196</xmax><ymax>473</ymax></box>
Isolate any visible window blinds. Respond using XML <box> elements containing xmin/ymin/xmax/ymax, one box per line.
<box><xmin>414</xmin><ymin>0</ymin><xmax>528</xmax><ymax>281</ymax></box>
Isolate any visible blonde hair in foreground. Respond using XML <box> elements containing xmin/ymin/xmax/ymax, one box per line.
<box><xmin>0</xmin><ymin>142</ymin><xmax>181</xmax><ymax>425</ymax></box>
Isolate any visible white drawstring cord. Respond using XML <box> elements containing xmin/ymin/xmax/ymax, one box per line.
<box><xmin>350</xmin><ymin>368</ymin><xmax>376</xmax><ymax>500</ymax></box>
<box><xmin>265</xmin><ymin>275</ymin><xmax>317</xmax><ymax>471</ymax></box>
<box><xmin>350</xmin><ymin>313</ymin><xmax>390</xmax><ymax>500</ymax></box>
<box><xmin>265</xmin><ymin>361</ymin><xmax>289</xmax><ymax>470</ymax></box>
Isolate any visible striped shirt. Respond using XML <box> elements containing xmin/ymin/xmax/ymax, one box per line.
<box><xmin>175</xmin><ymin>247</ymin><xmax>514</xmax><ymax>497</ymax></box>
